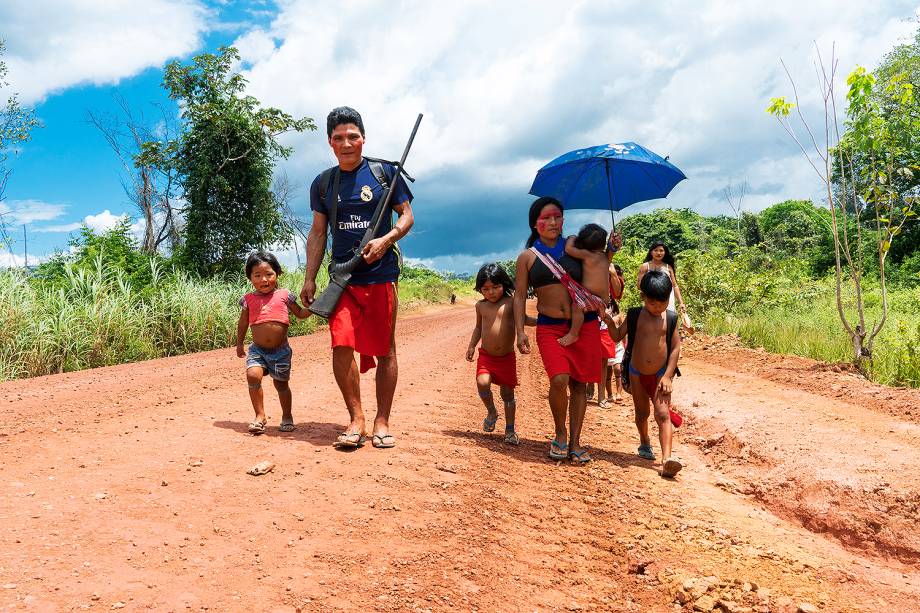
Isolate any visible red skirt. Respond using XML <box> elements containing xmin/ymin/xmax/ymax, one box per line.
<box><xmin>536</xmin><ymin>319</ymin><xmax>601</xmax><ymax>383</ymax></box>
<box><xmin>476</xmin><ymin>348</ymin><xmax>518</xmax><ymax>388</ymax></box>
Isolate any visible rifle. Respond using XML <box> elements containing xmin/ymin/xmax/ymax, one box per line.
<box><xmin>309</xmin><ymin>113</ymin><xmax>423</xmax><ymax>318</ymax></box>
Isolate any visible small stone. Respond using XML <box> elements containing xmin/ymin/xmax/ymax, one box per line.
<box><xmin>294</xmin><ymin>513</ymin><xmax>304</xmax><ymax>521</ymax></box>
<box><xmin>2</xmin><ymin>583</ymin><xmax>17</xmax><ymax>589</ymax></box>
<box><xmin>694</xmin><ymin>594</ymin><xmax>717</xmax><ymax>612</ymax></box>
<box><xmin>247</xmin><ymin>461</ymin><xmax>275</xmax><ymax>476</ymax></box>
<box><xmin>94</xmin><ymin>492</ymin><xmax>108</xmax><ymax>500</ymax></box>
<box><xmin>91</xmin><ymin>594</ymin><xmax>100</xmax><ymax>601</ymax></box>
<box><xmin>797</xmin><ymin>604</ymin><xmax>819</xmax><ymax>613</ymax></box>
<box><xmin>112</xmin><ymin>603</ymin><xmax>126</xmax><ymax>610</ymax></box>
<box><xmin>161</xmin><ymin>480</ymin><xmax>168</xmax><ymax>486</ymax></box>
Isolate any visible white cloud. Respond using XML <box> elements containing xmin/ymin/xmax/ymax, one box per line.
<box><xmin>239</xmin><ymin>0</ymin><xmax>917</xmax><ymax>229</ymax></box>
<box><xmin>0</xmin><ymin>251</ymin><xmax>48</xmax><ymax>268</ymax></box>
<box><xmin>34</xmin><ymin>209</ymin><xmax>142</xmax><ymax>237</ymax></box>
<box><xmin>0</xmin><ymin>0</ymin><xmax>208</xmax><ymax>103</ymax></box>
<box><xmin>0</xmin><ymin>199</ymin><xmax>67</xmax><ymax>224</ymax></box>
<box><xmin>405</xmin><ymin>249</ymin><xmax>520</xmax><ymax>275</ymax></box>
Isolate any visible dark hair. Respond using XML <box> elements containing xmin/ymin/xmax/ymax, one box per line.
<box><xmin>643</xmin><ymin>241</ymin><xmax>677</xmax><ymax>273</ymax></box>
<box><xmin>613</xmin><ymin>264</ymin><xmax>624</xmax><ymax>276</ymax></box>
<box><xmin>574</xmin><ymin>223</ymin><xmax>607</xmax><ymax>251</ymax></box>
<box><xmin>525</xmin><ymin>196</ymin><xmax>564</xmax><ymax>248</ymax></box>
<box><xmin>245</xmin><ymin>251</ymin><xmax>282</xmax><ymax>278</ymax></box>
<box><xmin>475</xmin><ymin>262</ymin><xmax>514</xmax><ymax>297</ymax></box>
<box><xmin>326</xmin><ymin>106</ymin><xmax>365</xmax><ymax>137</ymax></box>
<box><xmin>639</xmin><ymin>269</ymin><xmax>672</xmax><ymax>302</ymax></box>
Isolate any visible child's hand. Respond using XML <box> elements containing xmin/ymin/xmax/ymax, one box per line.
<box><xmin>466</xmin><ymin>347</ymin><xmax>475</xmax><ymax>362</ymax></box>
<box><xmin>236</xmin><ymin>345</ymin><xmax>245</xmax><ymax>358</ymax></box>
<box><xmin>658</xmin><ymin>375</ymin><xmax>673</xmax><ymax>395</ymax></box>
<box><xmin>517</xmin><ymin>334</ymin><xmax>532</xmax><ymax>354</ymax></box>
<box><xmin>614</xmin><ymin>313</ymin><xmax>626</xmax><ymax>326</ymax></box>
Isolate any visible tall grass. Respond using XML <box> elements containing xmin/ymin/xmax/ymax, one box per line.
<box><xmin>0</xmin><ymin>259</ymin><xmax>467</xmax><ymax>381</ymax></box>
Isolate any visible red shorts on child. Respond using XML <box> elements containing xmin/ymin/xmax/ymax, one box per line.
<box><xmin>599</xmin><ymin>328</ymin><xmax>618</xmax><ymax>359</ymax></box>
<box><xmin>329</xmin><ymin>282</ymin><xmax>396</xmax><ymax>373</ymax></box>
<box><xmin>536</xmin><ymin>318</ymin><xmax>601</xmax><ymax>383</ymax></box>
<box><xmin>476</xmin><ymin>348</ymin><xmax>518</xmax><ymax>387</ymax></box>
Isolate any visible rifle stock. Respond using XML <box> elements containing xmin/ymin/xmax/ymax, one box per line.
<box><xmin>309</xmin><ymin>271</ymin><xmax>352</xmax><ymax>319</ymax></box>
<box><xmin>308</xmin><ymin>113</ymin><xmax>423</xmax><ymax>319</ymax></box>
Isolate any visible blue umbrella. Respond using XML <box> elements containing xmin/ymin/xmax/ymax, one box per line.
<box><xmin>529</xmin><ymin>142</ymin><xmax>687</xmax><ymax>224</ymax></box>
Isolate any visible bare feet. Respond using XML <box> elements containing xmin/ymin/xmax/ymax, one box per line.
<box><xmin>558</xmin><ymin>332</ymin><xmax>578</xmax><ymax>347</ymax></box>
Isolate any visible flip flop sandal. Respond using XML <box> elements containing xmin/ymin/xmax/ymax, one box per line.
<box><xmin>662</xmin><ymin>456</ymin><xmax>684</xmax><ymax>478</ymax></box>
<box><xmin>637</xmin><ymin>444</ymin><xmax>656</xmax><ymax>460</ymax></box>
<box><xmin>247</xmin><ymin>421</ymin><xmax>266</xmax><ymax>435</ymax></box>
<box><xmin>336</xmin><ymin>432</ymin><xmax>366</xmax><ymax>448</ymax></box>
<box><xmin>548</xmin><ymin>439</ymin><xmax>568</xmax><ymax>461</ymax></box>
<box><xmin>598</xmin><ymin>399</ymin><xmax>612</xmax><ymax>409</ymax></box>
<box><xmin>504</xmin><ymin>431</ymin><xmax>520</xmax><ymax>446</ymax></box>
<box><xmin>372</xmin><ymin>433</ymin><xmax>396</xmax><ymax>448</ymax></box>
<box><xmin>279</xmin><ymin>420</ymin><xmax>295</xmax><ymax>432</ymax></box>
<box><xmin>482</xmin><ymin>415</ymin><xmax>498</xmax><ymax>432</ymax></box>
<box><xmin>569</xmin><ymin>449</ymin><xmax>592</xmax><ymax>464</ymax></box>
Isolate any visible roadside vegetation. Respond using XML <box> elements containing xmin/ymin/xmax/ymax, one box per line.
<box><xmin>0</xmin><ymin>222</ymin><xmax>468</xmax><ymax>380</ymax></box>
<box><xmin>608</xmin><ymin>205</ymin><xmax>920</xmax><ymax>388</ymax></box>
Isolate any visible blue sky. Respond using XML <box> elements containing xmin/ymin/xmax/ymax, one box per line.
<box><xmin>1</xmin><ymin>1</ymin><xmax>918</xmax><ymax>271</ymax></box>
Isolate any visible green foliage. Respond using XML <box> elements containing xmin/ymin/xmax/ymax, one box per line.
<box><xmin>0</xmin><ymin>258</ymin><xmax>463</xmax><ymax>381</ymax></box>
<box><xmin>139</xmin><ymin>47</ymin><xmax>316</xmax><ymax>276</ymax></box>
<box><xmin>34</xmin><ymin>220</ymin><xmax>164</xmax><ymax>291</ymax></box>
<box><xmin>0</xmin><ymin>40</ymin><xmax>41</xmax><ymax>247</ymax></box>
<box><xmin>616</xmin><ymin>208</ymin><xmax>706</xmax><ymax>254</ymax></box>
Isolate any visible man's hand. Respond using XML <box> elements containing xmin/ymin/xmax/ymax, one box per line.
<box><xmin>300</xmin><ymin>279</ymin><xmax>316</xmax><ymax>305</ymax></box>
<box><xmin>236</xmin><ymin>345</ymin><xmax>245</xmax><ymax>358</ymax></box>
<box><xmin>657</xmin><ymin>375</ymin><xmax>673</xmax><ymax>395</ymax></box>
<box><xmin>361</xmin><ymin>237</ymin><xmax>390</xmax><ymax>264</ymax></box>
<box><xmin>517</xmin><ymin>334</ymin><xmax>531</xmax><ymax>355</ymax></box>
<box><xmin>466</xmin><ymin>347</ymin><xmax>475</xmax><ymax>362</ymax></box>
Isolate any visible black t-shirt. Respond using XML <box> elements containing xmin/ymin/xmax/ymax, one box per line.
<box><xmin>309</xmin><ymin>159</ymin><xmax>413</xmax><ymax>285</ymax></box>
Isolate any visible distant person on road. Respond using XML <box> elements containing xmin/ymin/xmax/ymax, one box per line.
<box><xmin>514</xmin><ymin>197</ymin><xmax>601</xmax><ymax>464</ymax></box>
<box><xmin>605</xmin><ymin>269</ymin><xmax>684</xmax><ymax>477</ymax></box>
<box><xmin>301</xmin><ymin>106</ymin><xmax>414</xmax><ymax>449</ymax></box>
<box><xmin>236</xmin><ymin>251</ymin><xmax>311</xmax><ymax>435</ymax></box>
<box><xmin>465</xmin><ymin>263</ymin><xmax>535</xmax><ymax>445</ymax></box>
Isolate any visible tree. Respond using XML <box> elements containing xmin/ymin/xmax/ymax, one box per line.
<box><xmin>272</xmin><ymin>169</ymin><xmax>308</xmax><ymax>268</ymax></box>
<box><xmin>768</xmin><ymin>44</ymin><xmax>919</xmax><ymax>373</ymax></box>
<box><xmin>88</xmin><ymin>94</ymin><xmax>181</xmax><ymax>255</ymax></box>
<box><xmin>0</xmin><ymin>40</ymin><xmax>40</xmax><ymax>250</ymax></box>
<box><xmin>717</xmin><ymin>180</ymin><xmax>750</xmax><ymax>245</ymax></box>
<box><xmin>139</xmin><ymin>47</ymin><xmax>315</xmax><ymax>275</ymax></box>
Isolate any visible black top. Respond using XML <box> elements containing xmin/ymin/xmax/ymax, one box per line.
<box><xmin>529</xmin><ymin>253</ymin><xmax>583</xmax><ymax>289</ymax></box>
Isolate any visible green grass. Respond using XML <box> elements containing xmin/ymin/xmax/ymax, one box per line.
<box><xmin>699</xmin><ymin>279</ymin><xmax>920</xmax><ymax>387</ymax></box>
<box><xmin>0</xmin><ymin>262</ymin><xmax>470</xmax><ymax>381</ymax></box>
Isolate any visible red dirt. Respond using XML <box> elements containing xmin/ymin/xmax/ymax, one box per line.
<box><xmin>1</xmin><ymin>305</ymin><xmax>918</xmax><ymax>612</ymax></box>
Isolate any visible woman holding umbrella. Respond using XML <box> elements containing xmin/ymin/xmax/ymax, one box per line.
<box><xmin>513</xmin><ymin>197</ymin><xmax>601</xmax><ymax>464</ymax></box>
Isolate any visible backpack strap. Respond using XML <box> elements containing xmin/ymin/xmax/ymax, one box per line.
<box><xmin>666</xmin><ymin>309</ymin><xmax>682</xmax><ymax>378</ymax></box>
<box><xmin>367</xmin><ymin>159</ymin><xmax>390</xmax><ymax>191</ymax></box>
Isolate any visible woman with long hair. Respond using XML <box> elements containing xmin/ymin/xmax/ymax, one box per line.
<box><xmin>513</xmin><ymin>197</ymin><xmax>601</xmax><ymax>463</ymax></box>
<box><xmin>636</xmin><ymin>241</ymin><xmax>686</xmax><ymax>315</ymax></box>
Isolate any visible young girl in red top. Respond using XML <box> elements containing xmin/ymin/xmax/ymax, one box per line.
<box><xmin>236</xmin><ymin>251</ymin><xmax>310</xmax><ymax>434</ymax></box>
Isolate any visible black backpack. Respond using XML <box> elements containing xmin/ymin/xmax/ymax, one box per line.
<box><xmin>621</xmin><ymin>307</ymin><xmax>681</xmax><ymax>392</ymax></box>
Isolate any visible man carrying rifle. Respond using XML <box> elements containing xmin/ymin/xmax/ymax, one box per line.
<box><xmin>301</xmin><ymin>107</ymin><xmax>414</xmax><ymax>449</ymax></box>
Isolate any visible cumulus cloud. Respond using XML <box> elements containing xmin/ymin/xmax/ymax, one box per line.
<box><xmin>0</xmin><ymin>0</ymin><xmax>207</xmax><ymax>103</ymax></box>
<box><xmin>231</xmin><ymin>1</ymin><xmax>916</xmax><ymax>268</ymax></box>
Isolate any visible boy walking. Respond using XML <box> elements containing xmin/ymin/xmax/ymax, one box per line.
<box><xmin>605</xmin><ymin>270</ymin><xmax>683</xmax><ymax>477</ymax></box>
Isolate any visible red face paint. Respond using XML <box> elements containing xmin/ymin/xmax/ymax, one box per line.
<box><xmin>535</xmin><ymin>206</ymin><xmax>563</xmax><ymax>234</ymax></box>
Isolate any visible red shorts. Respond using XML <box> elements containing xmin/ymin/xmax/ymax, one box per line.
<box><xmin>599</xmin><ymin>328</ymin><xmax>618</xmax><ymax>359</ymax></box>
<box><xmin>476</xmin><ymin>348</ymin><xmax>518</xmax><ymax>388</ymax></box>
<box><xmin>329</xmin><ymin>282</ymin><xmax>396</xmax><ymax>373</ymax></box>
<box><xmin>536</xmin><ymin>319</ymin><xmax>602</xmax><ymax>383</ymax></box>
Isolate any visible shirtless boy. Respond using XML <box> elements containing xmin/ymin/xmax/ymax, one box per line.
<box><xmin>606</xmin><ymin>270</ymin><xmax>684</xmax><ymax>478</ymax></box>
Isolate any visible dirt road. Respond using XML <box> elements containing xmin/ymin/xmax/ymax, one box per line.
<box><xmin>1</xmin><ymin>304</ymin><xmax>918</xmax><ymax>612</ymax></box>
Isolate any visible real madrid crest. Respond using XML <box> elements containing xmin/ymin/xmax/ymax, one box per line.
<box><xmin>360</xmin><ymin>185</ymin><xmax>373</xmax><ymax>202</ymax></box>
